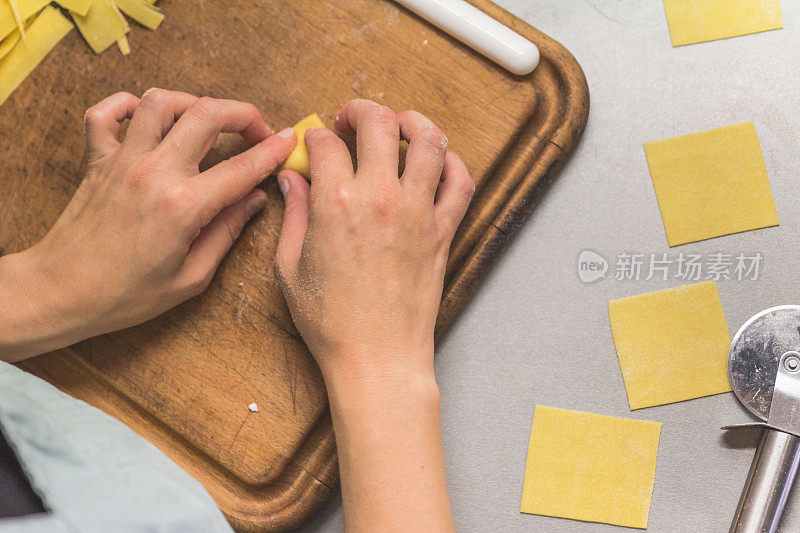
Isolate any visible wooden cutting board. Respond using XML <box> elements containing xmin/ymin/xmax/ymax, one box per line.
<box><xmin>0</xmin><ymin>0</ymin><xmax>588</xmax><ymax>530</ymax></box>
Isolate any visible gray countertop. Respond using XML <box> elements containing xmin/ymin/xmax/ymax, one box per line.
<box><xmin>304</xmin><ymin>1</ymin><xmax>800</xmax><ymax>531</ymax></box>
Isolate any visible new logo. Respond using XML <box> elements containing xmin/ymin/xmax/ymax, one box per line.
<box><xmin>578</xmin><ymin>250</ymin><xmax>608</xmax><ymax>283</ymax></box>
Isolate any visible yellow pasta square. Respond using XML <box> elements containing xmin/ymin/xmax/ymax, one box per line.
<box><xmin>520</xmin><ymin>406</ymin><xmax>661</xmax><ymax>529</ymax></box>
<box><xmin>644</xmin><ymin>122</ymin><xmax>778</xmax><ymax>247</ymax></box>
<box><xmin>662</xmin><ymin>0</ymin><xmax>782</xmax><ymax>47</ymax></box>
<box><xmin>608</xmin><ymin>281</ymin><xmax>731</xmax><ymax>410</ymax></box>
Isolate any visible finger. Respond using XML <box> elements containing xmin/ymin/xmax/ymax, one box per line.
<box><xmin>434</xmin><ymin>152</ymin><xmax>475</xmax><ymax>243</ymax></box>
<box><xmin>274</xmin><ymin>170</ymin><xmax>310</xmax><ymax>282</ymax></box>
<box><xmin>160</xmin><ymin>97</ymin><xmax>272</xmax><ymax>167</ymax></box>
<box><xmin>305</xmin><ymin>127</ymin><xmax>354</xmax><ymax>189</ymax></box>
<box><xmin>194</xmin><ymin>128</ymin><xmax>296</xmax><ymax>223</ymax></box>
<box><xmin>178</xmin><ymin>188</ymin><xmax>267</xmax><ymax>294</ymax></box>
<box><xmin>124</xmin><ymin>88</ymin><xmax>198</xmax><ymax>152</ymax></box>
<box><xmin>333</xmin><ymin>99</ymin><xmax>399</xmax><ymax>181</ymax></box>
<box><xmin>84</xmin><ymin>92</ymin><xmax>140</xmax><ymax>160</ymax></box>
<box><xmin>397</xmin><ymin>110</ymin><xmax>448</xmax><ymax>200</ymax></box>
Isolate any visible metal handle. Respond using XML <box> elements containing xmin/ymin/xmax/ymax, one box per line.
<box><xmin>731</xmin><ymin>428</ymin><xmax>800</xmax><ymax>533</ymax></box>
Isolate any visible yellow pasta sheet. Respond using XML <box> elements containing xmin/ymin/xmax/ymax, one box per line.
<box><xmin>115</xmin><ymin>0</ymin><xmax>163</xmax><ymax>30</ymax></box>
<box><xmin>0</xmin><ymin>6</ymin><xmax>73</xmax><ymax>105</ymax></box>
<box><xmin>0</xmin><ymin>28</ymin><xmax>20</xmax><ymax>60</ymax></box>
<box><xmin>521</xmin><ymin>406</ymin><xmax>661</xmax><ymax>529</ymax></box>
<box><xmin>644</xmin><ymin>122</ymin><xmax>779</xmax><ymax>247</ymax></box>
<box><xmin>72</xmin><ymin>0</ymin><xmax>128</xmax><ymax>54</ymax></box>
<box><xmin>608</xmin><ymin>281</ymin><xmax>731</xmax><ymax>410</ymax></box>
<box><xmin>54</xmin><ymin>0</ymin><xmax>94</xmax><ymax>17</ymax></box>
<box><xmin>280</xmin><ymin>113</ymin><xmax>326</xmax><ymax>179</ymax></box>
<box><xmin>0</xmin><ymin>0</ymin><xmax>49</xmax><ymax>41</ymax></box>
<box><xmin>663</xmin><ymin>0</ymin><xmax>782</xmax><ymax>47</ymax></box>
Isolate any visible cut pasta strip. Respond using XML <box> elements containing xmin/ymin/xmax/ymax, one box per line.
<box><xmin>115</xmin><ymin>0</ymin><xmax>163</xmax><ymax>30</ymax></box>
<box><xmin>1</xmin><ymin>0</ymin><xmax>48</xmax><ymax>41</ymax></box>
<box><xmin>0</xmin><ymin>0</ymin><xmax>167</xmax><ymax>107</ymax></box>
<box><xmin>7</xmin><ymin>0</ymin><xmax>25</xmax><ymax>40</ymax></box>
<box><xmin>116</xmin><ymin>33</ymin><xmax>129</xmax><ymax>54</ymax></box>
<box><xmin>53</xmin><ymin>0</ymin><xmax>93</xmax><ymax>17</ymax></box>
<box><xmin>0</xmin><ymin>27</ymin><xmax>20</xmax><ymax>60</ymax></box>
<box><xmin>0</xmin><ymin>6</ymin><xmax>73</xmax><ymax>105</ymax></box>
<box><xmin>72</xmin><ymin>0</ymin><xmax>128</xmax><ymax>54</ymax></box>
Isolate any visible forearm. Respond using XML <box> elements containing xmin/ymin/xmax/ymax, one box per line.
<box><xmin>274</xmin><ymin>100</ymin><xmax>473</xmax><ymax>531</ymax></box>
<box><xmin>323</xmin><ymin>354</ymin><xmax>454</xmax><ymax>532</ymax></box>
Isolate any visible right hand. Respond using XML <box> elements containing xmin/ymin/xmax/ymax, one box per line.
<box><xmin>273</xmin><ymin>99</ymin><xmax>475</xmax><ymax>381</ymax></box>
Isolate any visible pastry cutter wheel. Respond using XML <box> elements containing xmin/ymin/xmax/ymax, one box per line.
<box><xmin>727</xmin><ymin>305</ymin><xmax>800</xmax><ymax>532</ymax></box>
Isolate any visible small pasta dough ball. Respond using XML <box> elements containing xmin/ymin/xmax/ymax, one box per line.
<box><xmin>279</xmin><ymin>113</ymin><xmax>326</xmax><ymax>179</ymax></box>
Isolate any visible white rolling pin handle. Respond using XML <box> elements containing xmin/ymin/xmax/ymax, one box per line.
<box><xmin>395</xmin><ymin>0</ymin><xmax>540</xmax><ymax>76</ymax></box>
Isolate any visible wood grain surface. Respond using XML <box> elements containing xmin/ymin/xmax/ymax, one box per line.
<box><xmin>0</xmin><ymin>0</ymin><xmax>589</xmax><ymax>530</ymax></box>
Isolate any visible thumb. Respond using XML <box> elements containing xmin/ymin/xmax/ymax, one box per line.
<box><xmin>178</xmin><ymin>188</ymin><xmax>267</xmax><ymax>295</ymax></box>
<box><xmin>274</xmin><ymin>169</ymin><xmax>310</xmax><ymax>283</ymax></box>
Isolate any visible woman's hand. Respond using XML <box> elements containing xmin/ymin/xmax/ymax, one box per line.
<box><xmin>274</xmin><ymin>99</ymin><xmax>474</xmax><ymax>531</ymax></box>
<box><xmin>274</xmin><ymin>99</ymin><xmax>474</xmax><ymax>379</ymax></box>
<box><xmin>0</xmin><ymin>89</ymin><xmax>295</xmax><ymax>362</ymax></box>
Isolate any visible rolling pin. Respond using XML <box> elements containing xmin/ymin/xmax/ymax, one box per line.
<box><xmin>394</xmin><ymin>0</ymin><xmax>540</xmax><ymax>75</ymax></box>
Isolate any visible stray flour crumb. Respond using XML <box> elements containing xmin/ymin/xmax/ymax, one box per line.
<box><xmin>238</xmin><ymin>282</ymin><xmax>244</xmax><ymax>287</ymax></box>
<box><xmin>422</xmin><ymin>39</ymin><xmax>428</xmax><ymax>45</ymax></box>
<box><xmin>248</xmin><ymin>402</ymin><xmax>259</xmax><ymax>412</ymax></box>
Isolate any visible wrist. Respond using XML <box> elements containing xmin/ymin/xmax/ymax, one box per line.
<box><xmin>0</xmin><ymin>247</ymin><xmax>82</xmax><ymax>362</ymax></box>
<box><xmin>320</xmin><ymin>344</ymin><xmax>439</xmax><ymax>408</ymax></box>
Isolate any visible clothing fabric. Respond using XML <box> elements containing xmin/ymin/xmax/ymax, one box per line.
<box><xmin>0</xmin><ymin>361</ymin><xmax>233</xmax><ymax>533</ymax></box>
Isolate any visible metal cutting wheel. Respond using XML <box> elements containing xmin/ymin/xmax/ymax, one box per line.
<box><xmin>728</xmin><ymin>305</ymin><xmax>800</xmax><ymax>533</ymax></box>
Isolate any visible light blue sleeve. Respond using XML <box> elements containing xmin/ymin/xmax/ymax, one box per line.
<box><xmin>0</xmin><ymin>361</ymin><xmax>234</xmax><ymax>533</ymax></box>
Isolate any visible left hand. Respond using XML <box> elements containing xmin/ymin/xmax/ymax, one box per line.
<box><xmin>0</xmin><ymin>89</ymin><xmax>296</xmax><ymax>362</ymax></box>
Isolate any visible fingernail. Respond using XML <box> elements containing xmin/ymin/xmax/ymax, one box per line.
<box><xmin>246</xmin><ymin>194</ymin><xmax>266</xmax><ymax>215</ymax></box>
<box><xmin>276</xmin><ymin>127</ymin><xmax>295</xmax><ymax>138</ymax></box>
<box><xmin>277</xmin><ymin>175</ymin><xmax>290</xmax><ymax>196</ymax></box>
